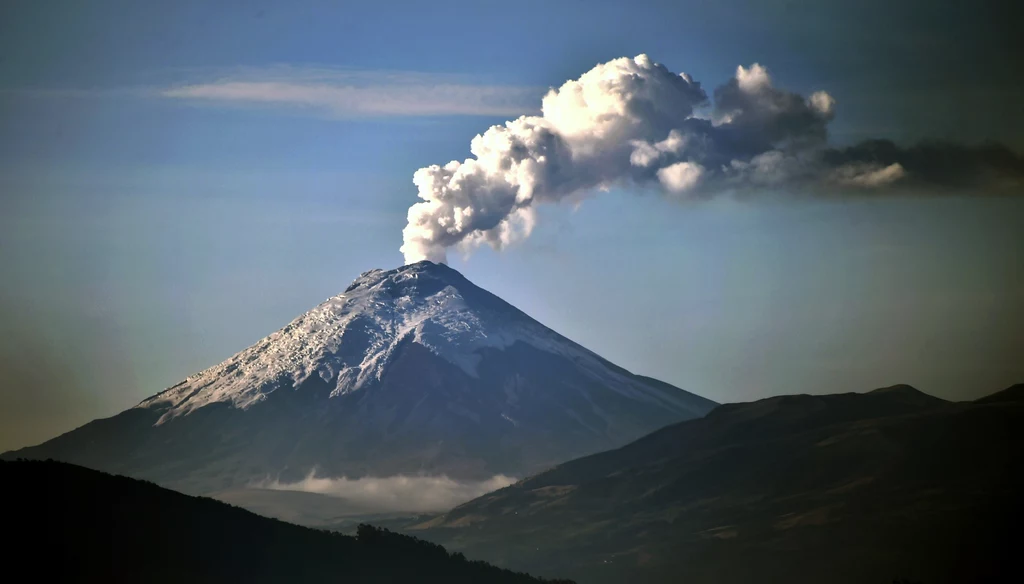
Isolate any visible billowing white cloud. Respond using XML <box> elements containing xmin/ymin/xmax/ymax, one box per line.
<box><xmin>630</xmin><ymin>129</ymin><xmax>690</xmax><ymax>168</ymax></box>
<box><xmin>658</xmin><ymin>161</ymin><xmax>705</xmax><ymax>194</ymax></box>
<box><xmin>400</xmin><ymin>55</ymin><xmax>838</xmax><ymax>263</ymax></box>
<box><xmin>401</xmin><ymin>54</ymin><xmax>1024</xmax><ymax>264</ymax></box>
<box><xmin>256</xmin><ymin>473</ymin><xmax>515</xmax><ymax>513</ymax></box>
<box><xmin>401</xmin><ymin>55</ymin><xmax>711</xmax><ymax>263</ymax></box>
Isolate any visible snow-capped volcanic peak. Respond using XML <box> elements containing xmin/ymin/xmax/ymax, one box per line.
<box><xmin>15</xmin><ymin>261</ymin><xmax>715</xmax><ymax>491</ymax></box>
<box><xmin>139</xmin><ymin>261</ymin><xmax>676</xmax><ymax>423</ymax></box>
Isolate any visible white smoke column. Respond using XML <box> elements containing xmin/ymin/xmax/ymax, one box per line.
<box><xmin>399</xmin><ymin>55</ymin><xmax>837</xmax><ymax>264</ymax></box>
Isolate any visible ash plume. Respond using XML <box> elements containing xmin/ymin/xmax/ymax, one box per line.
<box><xmin>401</xmin><ymin>55</ymin><xmax>1024</xmax><ymax>264</ymax></box>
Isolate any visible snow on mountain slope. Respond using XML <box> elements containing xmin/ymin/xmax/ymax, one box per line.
<box><xmin>6</xmin><ymin>261</ymin><xmax>714</xmax><ymax>493</ymax></box>
<box><xmin>140</xmin><ymin>261</ymin><xmax>699</xmax><ymax>424</ymax></box>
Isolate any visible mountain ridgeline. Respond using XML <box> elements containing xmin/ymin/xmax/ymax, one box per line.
<box><xmin>407</xmin><ymin>385</ymin><xmax>1024</xmax><ymax>584</ymax></box>
<box><xmin>3</xmin><ymin>261</ymin><xmax>714</xmax><ymax>494</ymax></box>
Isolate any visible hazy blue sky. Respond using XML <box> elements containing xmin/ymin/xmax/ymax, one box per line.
<box><xmin>1</xmin><ymin>0</ymin><xmax>1022</xmax><ymax>451</ymax></box>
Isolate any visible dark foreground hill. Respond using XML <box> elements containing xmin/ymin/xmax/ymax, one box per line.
<box><xmin>2</xmin><ymin>459</ymin><xmax>570</xmax><ymax>584</ymax></box>
<box><xmin>409</xmin><ymin>385</ymin><xmax>1024</xmax><ymax>584</ymax></box>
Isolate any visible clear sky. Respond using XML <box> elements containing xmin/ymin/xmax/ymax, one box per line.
<box><xmin>1</xmin><ymin>0</ymin><xmax>1022</xmax><ymax>451</ymax></box>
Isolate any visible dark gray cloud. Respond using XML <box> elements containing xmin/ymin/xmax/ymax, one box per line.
<box><xmin>823</xmin><ymin>140</ymin><xmax>1024</xmax><ymax>191</ymax></box>
<box><xmin>712</xmin><ymin>63</ymin><xmax>834</xmax><ymax>152</ymax></box>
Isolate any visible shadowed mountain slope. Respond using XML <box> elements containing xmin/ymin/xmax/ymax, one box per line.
<box><xmin>409</xmin><ymin>385</ymin><xmax>1023</xmax><ymax>584</ymax></box>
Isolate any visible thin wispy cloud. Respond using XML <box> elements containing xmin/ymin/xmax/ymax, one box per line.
<box><xmin>255</xmin><ymin>472</ymin><xmax>516</xmax><ymax>512</ymax></box>
<box><xmin>160</xmin><ymin>66</ymin><xmax>540</xmax><ymax>118</ymax></box>
<box><xmin>1</xmin><ymin>67</ymin><xmax>540</xmax><ymax>118</ymax></box>
<box><xmin>0</xmin><ymin>87</ymin><xmax>155</xmax><ymax>99</ymax></box>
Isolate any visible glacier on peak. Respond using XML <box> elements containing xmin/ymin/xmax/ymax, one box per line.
<box><xmin>137</xmin><ymin>261</ymin><xmax>676</xmax><ymax>423</ymax></box>
<box><xmin>10</xmin><ymin>260</ymin><xmax>715</xmax><ymax>490</ymax></box>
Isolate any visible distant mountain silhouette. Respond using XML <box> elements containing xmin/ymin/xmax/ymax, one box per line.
<box><xmin>975</xmin><ymin>383</ymin><xmax>1024</xmax><ymax>404</ymax></box>
<box><xmin>407</xmin><ymin>385</ymin><xmax>1023</xmax><ymax>584</ymax></box>
<box><xmin>3</xmin><ymin>459</ymin><xmax>571</xmax><ymax>584</ymax></box>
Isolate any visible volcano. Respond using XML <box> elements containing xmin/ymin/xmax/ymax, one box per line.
<box><xmin>5</xmin><ymin>261</ymin><xmax>714</xmax><ymax>494</ymax></box>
